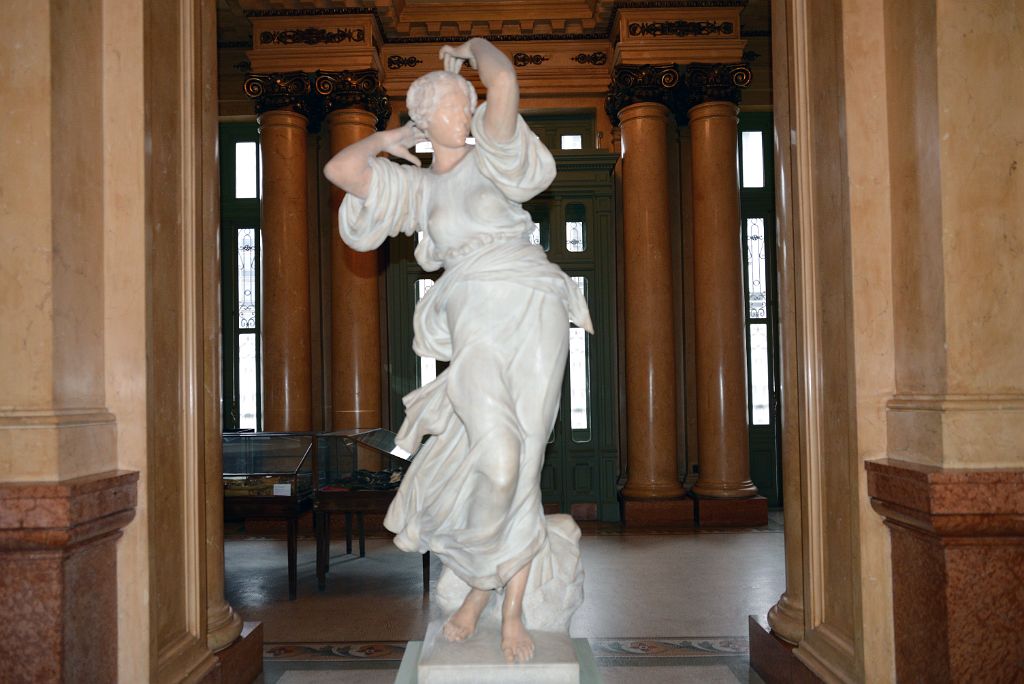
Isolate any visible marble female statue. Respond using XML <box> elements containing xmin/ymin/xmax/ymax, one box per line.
<box><xmin>324</xmin><ymin>38</ymin><xmax>591</xmax><ymax>664</ymax></box>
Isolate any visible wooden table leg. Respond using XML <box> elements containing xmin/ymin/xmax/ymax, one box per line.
<box><xmin>422</xmin><ymin>551</ymin><xmax>430</xmax><ymax>594</ymax></box>
<box><xmin>345</xmin><ymin>512</ymin><xmax>353</xmax><ymax>555</ymax></box>
<box><xmin>287</xmin><ymin>516</ymin><xmax>298</xmax><ymax>600</ymax></box>
<box><xmin>316</xmin><ymin>511</ymin><xmax>330</xmax><ymax>591</ymax></box>
<box><xmin>358</xmin><ymin>512</ymin><xmax>366</xmax><ymax>557</ymax></box>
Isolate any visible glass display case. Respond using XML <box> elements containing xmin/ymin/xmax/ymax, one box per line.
<box><xmin>221</xmin><ymin>429</ymin><xmax>425</xmax><ymax>599</ymax></box>
<box><xmin>223</xmin><ymin>431</ymin><xmax>316</xmax><ymax>500</ymax></box>
<box><xmin>222</xmin><ymin>431</ymin><xmax>317</xmax><ymax>600</ymax></box>
<box><xmin>313</xmin><ymin>429</ymin><xmax>429</xmax><ymax>593</ymax></box>
<box><xmin>316</xmin><ymin>428</ymin><xmax>412</xmax><ymax>493</ymax></box>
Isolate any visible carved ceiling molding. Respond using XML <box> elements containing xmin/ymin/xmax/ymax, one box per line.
<box><xmin>244</xmin><ymin>69</ymin><xmax>391</xmax><ymax>131</ymax></box>
<box><xmin>605</xmin><ymin>61</ymin><xmax>751</xmax><ymax>126</ymax></box>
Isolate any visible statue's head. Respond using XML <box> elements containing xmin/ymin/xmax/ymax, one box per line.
<box><xmin>406</xmin><ymin>71</ymin><xmax>478</xmax><ymax>149</ymax></box>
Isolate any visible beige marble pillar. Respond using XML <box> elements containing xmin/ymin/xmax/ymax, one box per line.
<box><xmin>618</xmin><ymin>102</ymin><xmax>686</xmax><ymax>503</ymax></box>
<box><xmin>259</xmin><ymin>109</ymin><xmax>313</xmax><ymax>432</ymax></box>
<box><xmin>326</xmin><ymin>109</ymin><xmax>382</xmax><ymax>435</ymax></box>
<box><xmin>688</xmin><ymin>101</ymin><xmax>757</xmax><ymax>499</ymax></box>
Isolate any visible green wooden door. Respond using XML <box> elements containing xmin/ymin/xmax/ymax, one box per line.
<box><xmin>739</xmin><ymin>112</ymin><xmax>782</xmax><ymax>507</ymax></box>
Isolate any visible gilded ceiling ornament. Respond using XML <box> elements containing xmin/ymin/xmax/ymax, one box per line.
<box><xmin>571</xmin><ymin>52</ymin><xmax>608</xmax><ymax>66</ymax></box>
<box><xmin>627</xmin><ymin>20</ymin><xmax>734</xmax><ymax>37</ymax></box>
<box><xmin>513</xmin><ymin>53</ymin><xmax>550</xmax><ymax>67</ymax></box>
<box><xmin>388</xmin><ymin>55</ymin><xmax>424</xmax><ymax>70</ymax></box>
<box><xmin>259</xmin><ymin>27</ymin><xmax>365</xmax><ymax>45</ymax></box>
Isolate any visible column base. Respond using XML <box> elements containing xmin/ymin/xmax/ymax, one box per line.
<box><xmin>621</xmin><ymin>495</ymin><xmax>694</xmax><ymax>527</ymax></box>
<box><xmin>749</xmin><ymin>615</ymin><xmax>823</xmax><ymax>684</ymax></box>
<box><xmin>214</xmin><ymin>621</ymin><xmax>263</xmax><ymax>684</ymax></box>
<box><xmin>692</xmin><ymin>494</ymin><xmax>768</xmax><ymax>527</ymax></box>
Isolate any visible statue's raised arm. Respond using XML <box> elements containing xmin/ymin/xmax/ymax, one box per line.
<box><xmin>439</xmin><ymin>38</ymin><xmax>519</xmax><ymax>143</ymax></box>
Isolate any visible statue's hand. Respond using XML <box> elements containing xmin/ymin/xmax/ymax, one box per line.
<box><xmin>382</xmin><ymin>121</ymin><xmax>425</xmax><ymax>167</ymax></box>
<box><xmin>440</xmin><ymin>41</ymin><xmax>478</xmax><ymax>74</ymax></box>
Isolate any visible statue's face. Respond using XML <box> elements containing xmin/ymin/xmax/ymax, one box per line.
<box><xmin>425</xmin><ymin>85</ymin><xmax>471</xmax><ymax>150</ymax></box>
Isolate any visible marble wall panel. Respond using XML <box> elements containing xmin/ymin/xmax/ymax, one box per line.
<box><xmin>936</xmin><ymin>0</ymin><xmax>1024</xmax><ymax>397</ymax></box>
<box><xmin>839</xmin><ymin>0</ymin><xmax>896</xmax><ymax>679</ymax></box>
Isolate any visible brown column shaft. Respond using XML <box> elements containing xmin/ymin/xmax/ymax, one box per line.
<box><xmin>689</xmin><ymin>101</ymin><xmax>756</xmax><ymax>498</ymax></box>
<box><xmin>618</xmin><ymin>102</ymin><xmax>685</xmax><ymax>500</ymax></box>
<box><xmin>326</xmin><ymin>109</ymin><xmax>382</xmax><ymax>433</ymax></box>
<box><xmin>259</xmin><ymin>109</ymin><xmax>312</xmax><ymax>432</ymax></box>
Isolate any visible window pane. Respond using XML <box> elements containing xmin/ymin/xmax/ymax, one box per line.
<box><xmin>529</xmin><ymin>222</ymin><xmax>541</xmax><ymax>247</ymax></box>
<box><xmin>235</xmin><ymin>141</ymin><xmax>258</xmax><ymax>199</ymax></box>
<box><xmin>414</xmin><ymin>279</ymin><xmax>436</xmax><ymax>386</ymax></box>
<box><xmin>560</xmin><ymin>134</ymin><xmax>582</xmax><ymax>150</ymax></box>
<box><xmin>238</xmin><ymin>228</ymin><xmax>257</xmax><ymax>329</ymax></box>
<box><xmin>565</xmin><ymin>203</ymin><xmax>586</xmax><ymax>253</ymax></box>
<box><xmin>746</xmin><ymin>218</ymin><xmax>767</xmax><ymax>319</ymax></box>
<box><xmin>528</xmin><ymin>209</ymin><xmax>550</xmax><ymax>251</ymax></box>
<box><xmin>466</xmin><ymin>137</ymin><xmax>476</xmax><ymax>146</ymax></box>
<box><xmin>741</xmin><ymin>131</ymin><xmax>765</xmax><ymax>188</ymax></box>
<box><xmin>569</xmin><ymin>276</ymin><xmax>590</xmax><ymax>441</ymax></box>
<box><xmin>749</xmin><ymin>323</ymin><xmax>770</xmax><ymax>425</ymax></box>
<box><xmin>238</xmin><ymin>333</ymin><xmax>258</xmax><ymax>430</ymax></box>
<box><xmin>415</xmin><ymin>141</ymin><xmax>433</xmax><ymax>153</ymax></box>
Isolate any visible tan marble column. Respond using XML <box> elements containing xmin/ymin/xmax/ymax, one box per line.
<box><xmin>688</xmin><ymin>101</ymin><xmax>758</xmax><ymax>500</ymax></box>
<box><xmin>326</xmin><ymin>108</ymin><xmax>382</xmax><ymax>434</ymax></box>
<box><xmin>618</xmin><ymin>102</ymin><xmax>687</xmax><ymax>508</ymax></box>
<box><xmin>259</xmin><ymin>109</ymin><xmax>313</xmax><ymax>432</ymax></box>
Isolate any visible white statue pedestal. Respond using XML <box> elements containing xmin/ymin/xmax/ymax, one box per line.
<box><xmin>395</xmin><ymin>619</ymin><xmax>600</xmax><ymax>683</ymax></box>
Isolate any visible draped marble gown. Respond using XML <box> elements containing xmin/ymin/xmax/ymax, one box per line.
<box><xmin>339</xmin><ymin>103</ymin><xmax>591</xmax><ymax>632</ymax></box>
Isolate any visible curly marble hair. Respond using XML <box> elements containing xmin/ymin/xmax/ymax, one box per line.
<box><xmin>405</xmin><ymin>71</ymin><xmax>478</xmax><ymax>130</ymax></box>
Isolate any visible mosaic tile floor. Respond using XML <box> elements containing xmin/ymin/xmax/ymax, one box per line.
<box><xmin>259</xmin><ymin>636</ymin><xmax>763</xmax><ymax>683</ymax></box>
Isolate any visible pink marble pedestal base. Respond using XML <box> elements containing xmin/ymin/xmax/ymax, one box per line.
<box><xmin>867</xmin><ymin>459</ymin><xmax>1024</xmax><ymax>682</ymax></box>
<box><xmin>0</xmin><ymin>471</ymin><xmax>138</xmax><ymax>683</ymax></box>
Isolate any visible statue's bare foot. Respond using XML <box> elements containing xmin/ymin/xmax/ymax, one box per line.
<box><xmin>443</xmin><ymin>588</ymin><xmax>490</xmax><ymax>642</ymax></box>
<box><xmin>501</xmin><ymin>617</ymin><xmax>534</xmax><ymax>663</ymax></box>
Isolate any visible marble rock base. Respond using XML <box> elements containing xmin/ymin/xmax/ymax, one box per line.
<box><xmin>416</xmin><ymin>618</ymin><xmax>580</xmax><ymax>684</ymax></box>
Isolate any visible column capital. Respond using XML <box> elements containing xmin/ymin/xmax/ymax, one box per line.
<box><xmin>244</xmin><ymin>71</ymin><xmax>315</xmax><ymax>121</ymax></box>
<box><xmin>315</xmin><ymin>69</ymin><xmax>391</xmax><ymax>130</ymax></box>
<box><xmin>605</xmin><ymin>64</ymin><xmax>686</xmax><ymax>127</ymax></box>
<box><xmin>244</xmin><ymin>69</ymin><xmax>391</xmax><ymax>132</ymax></box>
<box><xmin>682</xmin><ymin>62</ymin><xmax>752</xmax><ymax>109</ymax></box>
<box><xmin>606</xmin><ymin>62</ymin><xmax>752</xmax><ymax>127</ymax></box>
